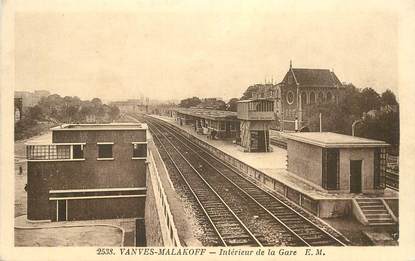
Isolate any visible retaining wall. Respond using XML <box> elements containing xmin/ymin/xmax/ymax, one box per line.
<box><xmin>145</xmin><ymin>149</ymin><xmax>181</xmax><ymax>246</ymax></box>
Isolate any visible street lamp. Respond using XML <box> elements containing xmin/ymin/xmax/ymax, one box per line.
<box><xmin>352</xmin><ymin>113</ymin><xmax>367</xmax><ymax>136</ymax></box>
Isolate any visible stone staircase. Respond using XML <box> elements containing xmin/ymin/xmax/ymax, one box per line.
<box><xmin>354</xmin><ymin>198</ymin><xmax>397</xmax><ymax>226</ymax></box>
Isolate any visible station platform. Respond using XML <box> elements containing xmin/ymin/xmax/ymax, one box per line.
<box><xmin>151</xmin><ymin>114</ymin><xmax>398</xmax><ymax>221</ymax></box>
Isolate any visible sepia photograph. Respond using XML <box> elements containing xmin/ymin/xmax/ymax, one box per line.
<box><xmin>1</xmin><ymin>0</ymin><xmax>415</xmax><ymax>260</ymax></box>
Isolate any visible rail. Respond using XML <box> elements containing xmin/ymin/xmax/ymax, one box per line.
<box><xmin>150</xmin><ymin>117</ymin><xmax>346</xmax><ymax>246</ymax></box>
<box><xmin>149</xmin><ymin>121</ymin><xmax>262</xmax><ymax>246</ymax></box>
<box><xmin>152</xmin><ymin>116</ymin><xmax>320</xmax><ymax>215</ymax></box>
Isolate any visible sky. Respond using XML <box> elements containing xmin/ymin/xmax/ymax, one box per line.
<box><xmin>15</xmin><ymin>0</ymin><xmax>399</xmax><ymax>102</ymax></box>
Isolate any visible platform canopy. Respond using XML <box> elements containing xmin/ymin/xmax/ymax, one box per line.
<box><xmin>174</xmin><ymin>108</ymin><xmax>237</xmax><ymax>121</ymax></box>
<box><xmin>283</xmin><ymin>132</ymin><xmax>389</xmax><ymax>148</ymax></box>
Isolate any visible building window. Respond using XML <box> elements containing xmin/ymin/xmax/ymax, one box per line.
<box><xmin>300</xmin><ymin>92</ymin><xmax>307</xmax><ymax>105</ymax></box>
<box><xmin>26</xmin><ymin>144</ymin><xmax>85</xmax><ymax>161</ymax></box>
<box><xmin>286</xmin><ymin>91</ymin><xmax>294</xmax><ymax>105</ymax></box>
<box><xmin>310</xmin><ymin>92</ymin><xmax>316</xmax><ymax>104</ymax></box>
<box><xmin>72</xmin><ymin>145</ymin><xmax>84</xmax><ymax>159</ymax></box>
<box><xmin>318</xmin><ymin>92</ymin><xmax>324</xmax><ymax>102</ymax></box>
<box><xmin>326</xmin><ymin>92</ymin><xmax>332</xmax><ymax>102</ymax></box>
<box><xmin>97</xmin><ymin>143</ymin><xmax>113</xmax><ymax>160</ymax></box>
<box><xmin>132</xmin><ymin>143</ymin><xmax>147</xmax><ymax>159</ymax></box>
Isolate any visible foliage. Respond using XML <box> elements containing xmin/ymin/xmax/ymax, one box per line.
<box><xmin>358</xmin><ymin>107</ymin><xmax>400</xmax><ymax>146</ymax></box>
<box><xmin>179</xmin><ymin>97</ymin><xmax>202</xmax><ymax>108</ymax></box>
<box><xmin>15</xmin><ymin>94</ymin><xmax>120</xmax><ymax>140</ymax></box>
<box><xmin>360</xmin><ymin>87</ymin><xmax>381</xmax><ymax>113</ymax></box>
<box><xmin>381</xmin><ymin>89</ymin><xmax>398</xmax><ymax>106</ymax></box>
<box><xmin>306</xmin><ymin>85</ymin><xmax>399</xmax><ymax>146</ymax></box>
<box><xmin>27</xmin><ymin>105</ymin><xmax>44</xmax><ymax>121</ymax></box>
<box><xmin>226</xmin><ymin>98</ymin><xmax>239</xmax><ymax>112</ymax></box>
<box><xmin>241</xmin><ymin>85</ymin><xmax>259</xmax><ymax>100</ymax></box>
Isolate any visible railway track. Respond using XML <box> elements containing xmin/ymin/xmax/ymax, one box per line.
<box><xmin>385</xmin><ymin>171</ymin><xmax>399</xmax><ymax>191</ymax></box>
<box><xmin>147</xmin><ymin>117</ymin><xmax>263</xmax><ymax>246</ymax></box>
<box><xmin>131</xmin><ymin>114</ymin><xmax>347</xmax><ymax>246</ymax></box>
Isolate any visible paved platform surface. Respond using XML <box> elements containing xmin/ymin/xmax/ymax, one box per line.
<box><xmin>15</xmin><ymin>215</ymin><xmax>131</xmax><ymax>246</ymax></box>
<box><xmin>152</xmin><ymin>115</ymin><xmax>399</xmax><ymax>200</ymax></box>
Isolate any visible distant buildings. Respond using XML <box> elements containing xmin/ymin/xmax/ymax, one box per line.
<box><xmin>14</xmin><ymin>90</ymin><xmax>50</xmax><ymax>109</ymax></box>
<box><xmin>110</xmin><ymin>100</ymin><xmax>147</xmax><ymax>113</ymax></box>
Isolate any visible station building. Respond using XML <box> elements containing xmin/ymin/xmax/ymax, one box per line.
<box><xmin>284</xmin><ymin>132</ymin><xmax>389</xmax><ymax>194</ymax></box>
<box><xmin>173</xmin><ymin>108</ymin><xmax>239</xmax><ymax>139</ymax></box>
<box><xmin>237</xmin><ymin>98</ymin><xmax>275</xmax><ymax>152</ymax></box>
<box><xmin>26</xmin><ymin>123</ymin><xmax>148</xmax><ymax>222</ymax></box>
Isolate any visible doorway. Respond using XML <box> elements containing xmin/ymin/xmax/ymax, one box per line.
<box><xmin>257</xmin><ymin>131</ymin><xmax>266</xmax><ymax>152</ymax></box>
<box><xmin>57</xmin><ymin>200</ymin><xmax>67</xmax><ymax>221</ymax></box>
<box><xmin>350</xmin><ymin>160</ymin><xmax>362</xmax><ymax>193</ymax></box>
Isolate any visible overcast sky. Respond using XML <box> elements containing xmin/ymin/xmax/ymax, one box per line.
<box><xmin>15</xmin><ymin>0</ymin><xmax>399</xmax><ymax>102</ymax></box>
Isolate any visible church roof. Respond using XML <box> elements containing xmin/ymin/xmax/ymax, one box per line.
<box><xmin>288</xmin><ymin>68</ymin><xmax>342</xmax><ymax>87</ymax></box>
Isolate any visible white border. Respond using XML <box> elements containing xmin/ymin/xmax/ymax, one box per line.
<box><xmin>96</xmin><ymin>158</ymin><xmax>114</xmax><ymax>161</ymax></box>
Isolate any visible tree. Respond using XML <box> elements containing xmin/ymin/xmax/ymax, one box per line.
<box><xmin>307</xmin><ymin>103</ymin><xmax>355</xmax><ymax>135</ymax></box>
<box><xmin>339</xmin><ymin>83</ymin><xmax>363</xmax><ymax>116</ymax></box>
<box><xmin>179</xmin><ymin>97</ymin><xmax>202</xmax><ymax>108</ymax></box>
<box><xmin>241</xmin><ymin>85</ymin><xmax>259</xmax><ymax>100</ymax></box>
<box><xmin>357</xmin><ymin>108</ymin><xmax>399</xmax><ymax>146</ymax></box>
<box><xmin>28</xmin><ymin>105</ymin><xmax>43</xmax><ymax>121</ymax></box>
<box><xmin>226</xmin><ymin>98</ymin><xmax>239</xmax><ymax>112</ymax></box>
<box><xmin>381</xmin><ymin>89</ymin><xmax>398</xmax><ymax>106</ymax></box>
<box><xmin>108</xmin><ymin>105</ymin><xmax>120</xmax><ymax>121</ymax></box>
<box><xmin>360</xmin><ymin>87</ymin><xmax>381</xmax><ymax>113</ymax></box>
<box><xmin>91</xmin><ymin>98</ymin><xmax>103</xmax><ymax>106</ymax></box>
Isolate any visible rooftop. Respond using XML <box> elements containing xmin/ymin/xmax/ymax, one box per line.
<box><xmin>283</xmin><ymin>132</ymin><xmax>389</xmax><ymax>148</ymax></box>
<box><xmin>237</xmin><ymin>98</ymin><xmax>275</xmax><ymax>103</ymax></box>
<box><xmin>51</xmin><ymin>123</ymin><xmax>148</xmax><ymax>131</ymax></box>
<box><xmin>286</xmin><ymin>68</ymin><xmax>343</xmax><ymax>87</ymax></box>
<box><xmin>174</xmin><ymin>108</ymin><xmax>237</xmax><ymax>121</ymax></box>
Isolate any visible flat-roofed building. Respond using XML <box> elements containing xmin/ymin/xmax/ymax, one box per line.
<box><xmin>284</xmin><ymin>132</ymin><xmax>389</xmax><ymax>194</ymax></box>
<box><xmin>26</xmin><ymin>123</ymin><xmax>148</xmax><ymax>221</ymax></box>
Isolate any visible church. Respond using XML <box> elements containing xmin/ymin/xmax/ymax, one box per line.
<box><xmin>246</xmin><ymin>62</ymin><xmax>345</xmax><ymax>131</ymax></box>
